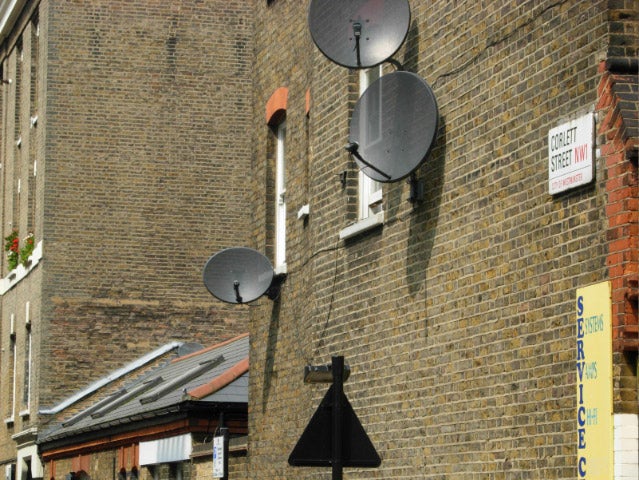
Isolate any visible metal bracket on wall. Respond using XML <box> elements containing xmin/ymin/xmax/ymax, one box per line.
<box><xmin>408</xmin><ymin>173</ymin><xmax>424</xmax><ymax>203</ymax></box>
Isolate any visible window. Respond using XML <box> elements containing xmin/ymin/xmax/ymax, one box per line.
<box><xmin>358</xmin><ymin>66</ymin><xmax>383</xmax><ymax>220</ymax></box>
<box><xmin>169</xmin><ymin>464</ymin><xmax>183</xmax><ymax>480</ymax></box>
<box><xmin>339</xmin><ymin>67</ymin><xmax>385</xmax><ymax>241</ymax></box>
<box><xmin>265</xmin><ymin>87</ymin><xmax>288</xmax><ymax>268</ymax></box>
<box><xmin>21</xmin><ymin>302</ymin><xmax>32</xmax><ymax>414</ymax></box>
<box><xmin>275</xmin><ymin>121</ymin><xmax>286</xmax><ymax>271</ymax></box>
<box><xmin>5</xmin><ymin>313</ymin><xmax>17</xmax><ymax>423</ymax></box>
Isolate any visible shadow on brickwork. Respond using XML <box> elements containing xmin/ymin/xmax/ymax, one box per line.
<box><xmin>262</xmin><ymin>297</ymin><xmax>281</xmax><ymax>412</ymax></box>
<box><xmin>402</xmin><ymin>18</ymin><xmax>420</xmax><ymax>74</ymax></box>
<box><xmin>406</xmin><ymin>118</ymin><xmax>446</xmax><ymax>309</ymax></box>
<box><xmin>381</xmin><ymin>119</ymin><xmax>445</xmax><ymax>347</ymax></box>
<box><xmin>399</xmin><ymin>18</ymin><xmax>446</xmax><ymax>297</ymax></box>
<box><xmin>380</xmin><ymin>16</ymin><xmax>445</xmax><ymax>339</ymax></box>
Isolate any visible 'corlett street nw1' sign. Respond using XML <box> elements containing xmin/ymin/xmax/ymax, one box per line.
<box><xmin>548</xmin><ymin>112</ymin><xmax>594</xmax><ymax>195</ymax></box>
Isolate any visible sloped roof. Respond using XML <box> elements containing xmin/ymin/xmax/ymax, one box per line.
<box><xmin>39</xmin><ymin>341</ymin><xmax>185</xmax><ymax>415</ymax></box>
<box><xmin>38</xmin><ymin>333</ymin><xmax>249</xmax><ymax>446</ymax></box>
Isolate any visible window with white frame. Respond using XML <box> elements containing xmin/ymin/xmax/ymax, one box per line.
<box><xmin>21</xmin><ymin>302</ymin><xmax>32</xmax><ymax>415</ymax></box>
<box><xmin>5</xmin><ymin>313</ymin><xmax>17</xmax><ymax>423</ymax></box>
<box><xmin>275</xmin><ymin>120</ymin><xmax>286</xmax><ymax>271</ymax></box>
<box><xmin>358</xmin><ymin>66</ymin><xmax>383</xmax><ymax>220</ymax></box>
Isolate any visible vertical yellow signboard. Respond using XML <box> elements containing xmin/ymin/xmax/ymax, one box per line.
<box><xmin>576</xmin><ymin>282</ymin><xmax>613</xmax><ymax>479</ymax></box>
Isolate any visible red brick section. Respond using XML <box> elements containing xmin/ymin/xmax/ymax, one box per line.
<box><xmin>597</xmin><ymin>61</ymin><xmax>639</xmax><ymax>351</ymax></box>
<box><xmin>265</xmin><ymin>86</ymin><xmax>288</xmax><ymax>125</ymax></box>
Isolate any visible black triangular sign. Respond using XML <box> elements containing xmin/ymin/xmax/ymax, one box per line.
<box><xmin>288</xmin><ymin>385</ymin><xmax>381</xmax><ymax>468</ymax></box>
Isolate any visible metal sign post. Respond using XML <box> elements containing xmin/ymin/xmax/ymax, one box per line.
<box><xmin>332</xmin><ymin>356</ymin><xmax>344</xmax><ymax>480</ymax></box>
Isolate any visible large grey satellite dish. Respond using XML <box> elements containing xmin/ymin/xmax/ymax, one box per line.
<box><xmin>348</xmin><ymin>70</ymin><xmax>439</xmax><ymax>183</ymax></box>
<box><xmin>203</xmin><ymin>247</ymin><xmax>275</xmax><ymax>304</ymax></box>
<box><xmin>308</xmin><ymin>0</ymin><xmax>411</xmax><ymax>69</ymax></box>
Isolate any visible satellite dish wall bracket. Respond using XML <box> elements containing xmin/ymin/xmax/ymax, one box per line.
<box><xmin>408</xmin><ymin>173</ymin><xmax>424</xmax><ymax>203</ymax></box>
<box><xmin>384</xmin><ymin>58</ymin><xmax>404</xmax><ymax>71</ymax></box>
<box><xmin>265</xmin><ymin>273</ymin><xmax>287</xmax><ymax>301</ymax></box>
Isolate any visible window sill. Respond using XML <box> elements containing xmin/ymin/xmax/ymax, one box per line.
<box><xmin>339</xmin><ymin>211</ymin><xmax>384</xmax><ymax>240</ymax></box>
<box><xmin>4</xmin><ymin>417</ymin><xmax>14</xmax><ymax>426</ymax></box>
<box><xmin>18</xmin><ymin>409</ymin><xmax>30</xmax><ymax>419</ymax></box>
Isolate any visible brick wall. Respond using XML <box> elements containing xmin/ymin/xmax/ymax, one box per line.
<box><xmin>192</xmin><ymin>448</ymin><xmax>248</xmax><ymax>480</ymax></box>
<box><xmin>606</xmin><ymin>0</ymin><xmax>639</xmax><ymax>64</ymax></box>
<box><xmin>34</xmin><ymin>0</ymin><xmax>254</xmax><ymax>404</ymax></box>
<box><xmin>248</xmin><ymin>1</ymin><xmax>635</xmax><ymax>478</ymax></box>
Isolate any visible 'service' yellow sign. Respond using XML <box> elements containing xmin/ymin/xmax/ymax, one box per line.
<box><xmin>576</xmin><ymin>282</ymin><xmax>613</xmax><ymax>479</ymax></box>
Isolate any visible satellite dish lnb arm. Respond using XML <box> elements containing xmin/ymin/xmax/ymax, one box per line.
<box><xmin>345</xmin><ymin>142</ymin><xmax>392</xmax><ymax>180</ymax></box>
<box><xmin>233</xmin><ymin>281</ymin><xmax>243</xmax><ymax>304</ymax></box>
<box><xmin>353</xmin><ymin>22</ymin><xmax>362</xmax><ymax>67</ymax></box>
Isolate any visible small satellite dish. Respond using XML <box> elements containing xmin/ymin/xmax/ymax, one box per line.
<box><xmin>308</xmin><ymin>0</ymin><xmax>410</xmax><ymax>69</ymax></box>
<box><xmin>203</xmin><ymin>247</ymin><xmax>275</xmax><ymax>304</ymax></box>
<box><xmin>348</xmin><ymin>71</ymin><xmax>439</xmax><ymax>183</ymax></box>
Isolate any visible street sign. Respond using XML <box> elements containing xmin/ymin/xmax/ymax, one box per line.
<box><xmin>548</xmin><ymin>112</ymin><xmax>594</xmax><ymax>194</ymax></box>
<box><xmin>289</xmin><ymin>385</ymin><xmax>381</xmax><ymax>468</ymax></box>
<box><xmin>213</xmin><ymin>435</ymin><xmax>224</xmax><ymax>478</ymax></box>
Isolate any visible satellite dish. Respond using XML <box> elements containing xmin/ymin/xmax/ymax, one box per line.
<box><xmin>308</xmin><ymin>0</ymin><xmax>411</xmax><ymax>69</ymax></box>
<box><xmin>203</xmin><ymin>247</ymin><xmax>275</xmax><ymax>304</ymax></box>
<box><xmin>348</xmin><ymin>71</ymin><xmax>439</xmax><ymax>183</ymax></box>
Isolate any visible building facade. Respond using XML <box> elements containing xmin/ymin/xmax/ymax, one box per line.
<box><xmin>0</xmin><ymin>0</ymin><xmax>253</xmax><ymax>476</ymax></box>
<box><xmin>248</xmin><ymin>1</ymin><xmax>637</xmax><ymax>479</ymax></box>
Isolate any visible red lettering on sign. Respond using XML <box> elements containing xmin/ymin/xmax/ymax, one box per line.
<box><xmin>574</xmin><ymin>144</ymin><xmax>588</xmax><ymax>163</ymax></box>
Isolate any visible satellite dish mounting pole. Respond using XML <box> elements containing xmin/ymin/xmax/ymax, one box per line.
<box><xmin>332</xmin><ymin>355</ymin><xmax>344</xmax><ymax>480</ymax></box>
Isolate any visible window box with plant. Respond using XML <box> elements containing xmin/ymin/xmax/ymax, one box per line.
<box><xmin>4</xmin><ymin>230</ymin><xmax>35</xmax><ymax>272</ymax></box>
<box><xmin>4</xmin><ymin>230</ymin><xmax>19</xmax><ymax>271</ymax></box>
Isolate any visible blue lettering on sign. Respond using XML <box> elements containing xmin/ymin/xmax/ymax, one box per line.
<box><xmin>577</xmin><ymin>296</ymin><xmax>584</xmax><ymax>316</ymax></box>
<box><xmin>578</xmin><ymin>428</ymin><xmax>586</xmax><ymax>449</ymax></box>
<box><xmin>579</xmin><ymin>457</ymin><xmax>587</xmax><ymax>477</ymax></box>
<box><xmin>577</xmin><ymin>294</ymin><xmax>586</xmax><ymax>477</ymax></box>
<box><xmin>578</xmin><ymin>406</ymin><xmax>586</xmax><ymax>427</ymax></box>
